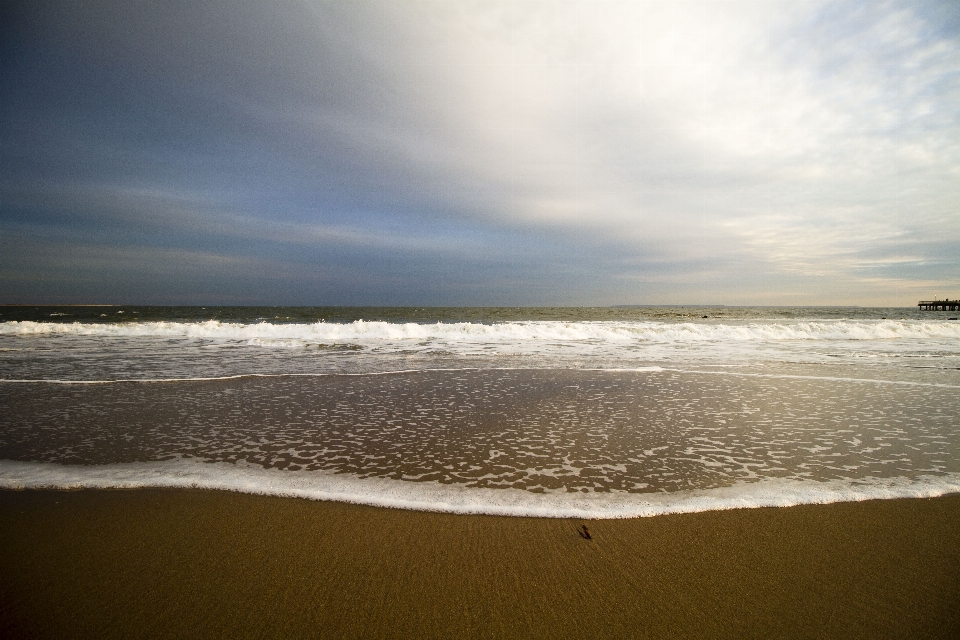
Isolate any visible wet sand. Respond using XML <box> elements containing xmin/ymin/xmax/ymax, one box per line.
<box><xmin>1</xmin><ymin>489</ymin><xmax>958</xmax><ymax>639</ymax></box>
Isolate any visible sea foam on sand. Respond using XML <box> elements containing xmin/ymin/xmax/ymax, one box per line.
<box><xmin>2</xmin><ymin>458</ymin><xmax>958</xmax><ymax>519</ymax></box>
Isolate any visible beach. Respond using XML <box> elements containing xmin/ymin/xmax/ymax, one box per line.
<box><xmin>2</xmin><ymin>489</ymin><xmax>958</xmax><ymax>639</ymax></box>
<box><xmin>6</xmin><ymin>0</ymin><xmax>960</xmax><ymax>631</ymax></box>
<box><xmin>3</xmin><ymin>306</ymin><xmax>959</xmax><ymax>637</ymax></box>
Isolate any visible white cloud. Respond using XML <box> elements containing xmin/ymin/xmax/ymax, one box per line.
<box><xmin>269</xmin><ymin>3</ymin><xmax>956</xmax><ymax>284</ymax></box>
<box><xmin>6</xmin><ymin>0</ymin><xmax>958</xmax><ymax>304</ymax></box>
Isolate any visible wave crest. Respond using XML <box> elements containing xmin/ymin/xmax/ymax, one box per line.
<box><xmin>3</xmin><ymin>319</ymin><xmax>959</xmax><ymax>344</ymax></box>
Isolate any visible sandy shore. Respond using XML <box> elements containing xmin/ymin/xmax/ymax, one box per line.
<box><xmin>1</xmin><ymin>489</ymin><xmax>958</xmax><ymax>639</ymax></box>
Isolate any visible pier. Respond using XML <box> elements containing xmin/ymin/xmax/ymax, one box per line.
<box><xmin>918</xmin><ymin>299</ymin><xmax>960</xmax><ymax>311</ymax></box>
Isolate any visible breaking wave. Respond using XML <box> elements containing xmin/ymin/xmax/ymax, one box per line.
<box><xmin>3</xmin><ymin>319</ymin><xmax>959</xmax><ymax>344</ymax></box>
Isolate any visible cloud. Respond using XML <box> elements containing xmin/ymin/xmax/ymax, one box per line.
<box><xmin>1</xmin><ymin>0</ymin><xmax>958</xmax><ymax>304</ymax></box>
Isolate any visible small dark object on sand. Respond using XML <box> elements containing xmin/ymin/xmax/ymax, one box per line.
<box><xmin>578</xmin><ymin>524</ymin><xmax>592</xmax><ymax>540</ymax></box>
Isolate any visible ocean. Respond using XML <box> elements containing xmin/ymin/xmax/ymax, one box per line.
<box><xmin>2</xmin><ymin>305</ymin><xmax>959</xmax><ymax>518</ymax></box>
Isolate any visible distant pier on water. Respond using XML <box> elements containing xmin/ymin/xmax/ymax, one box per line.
<box><xmin>918</xmin><ymin>299</ymin><xmax>960</xmax><ymax>311</ymax></box>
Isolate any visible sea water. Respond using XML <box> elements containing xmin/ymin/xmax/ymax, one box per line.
<box><xmin>2</xmin><ymin>306</ymin><xmax>959</xmax><ymax>518</ymax></box>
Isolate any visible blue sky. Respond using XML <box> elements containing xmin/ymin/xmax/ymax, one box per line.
<box><xmin>2</xmin><ymin>0</ymin><xmax>958</xmax><ymax>305</ymax></box>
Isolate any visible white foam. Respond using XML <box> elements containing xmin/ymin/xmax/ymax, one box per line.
<box><xmin>6</xmin><ymin>365</ymin><xmax>959</xmax><ymax>388</ymax></box>
<box><xmin>2</xmin><ymin>459</ymin><xmax>957</xmax><ymax>519</ymax></box>
<box><xmin>0</xmin><ymin>367</ymin><xmax>522</xmax><ymax>384</ymax></box>
<box><xmin>3</xmin><ymin>319</ymin><xmax>959</xmax><ymax>344</ymax></box>
<box><xmin>677</xmin><ymin>369</ymin><xmax>960</xmax><ymax>389</ymax></box>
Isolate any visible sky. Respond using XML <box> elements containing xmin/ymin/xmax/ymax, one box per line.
<box><xmin>2</xmin><ymin>0</ymin><xmax>959</xmax><ymax>306</ymax></box>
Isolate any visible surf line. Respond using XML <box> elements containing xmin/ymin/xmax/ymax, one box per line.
<box><xmin>3</xmin><ymin>459</ymin><xmax>960</xmax><ymax>519</ymax></box>
<box><xmin>667</xmin><ymin>368</ymin><xmax>960</xmax><ymax>389</ymax></box>
<box><xmin>0</xmin><ymin>366</ymin><xmax>642</xmax><ymax>385</ymax></box>
<box><xmin>1</xmin><ymin>365</ymin><xmax>957</xmax><ymax>388</ymax></box>
<box><xmin>0</xmin><ymin>366</ymin><xmax>556</xmax><ymax>385</ymax></box>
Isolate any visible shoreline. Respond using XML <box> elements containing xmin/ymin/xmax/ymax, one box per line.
<box><xmin>2</xmin><ymin>488</ymin><xmax>958</xmax><ymax>639</ymax></box>
<box><xmin>4</xmin><ymin>459</ymin><xmax>960</xmax><ymax>520</ymax></box>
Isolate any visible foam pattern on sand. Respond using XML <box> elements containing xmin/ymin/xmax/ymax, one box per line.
<box><xmin>2</xmin><ymin>458</ymin><xmax>959</xmax><ymax>519</ymax></box>
<box><xmin>3</xmin><ymin>370</ymin><xmax>957</xmax><ymax>494</ymax></box>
